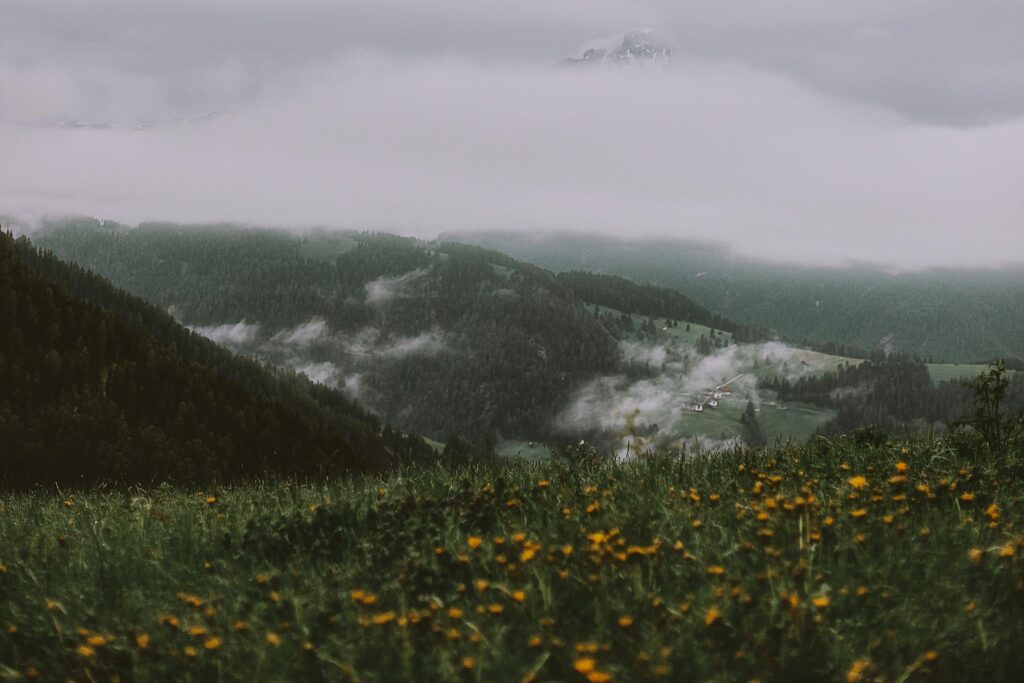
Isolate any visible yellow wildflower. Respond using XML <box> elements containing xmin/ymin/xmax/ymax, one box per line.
<box><xmin>848</xmin><ymin>476</ymin><xmax>868</xmax><ymax>490</ymax></box>
<box><xmin>846</xmin><ymin>658</ymin><xmax>871</xmax><ymax>682</ymax></box>
<box><xmin>574</xmin><ymin>658</ymin><xmax>597</xmax><ymax>674</ymax></box>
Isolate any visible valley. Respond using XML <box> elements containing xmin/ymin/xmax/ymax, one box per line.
<box><xmin>24</xmin><ymin>218</ymin><xmax>1011</xmax><ymax>461</ymax></box>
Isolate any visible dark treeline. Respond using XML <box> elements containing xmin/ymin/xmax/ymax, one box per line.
<box><xmin>556</xmin><ymin>271</ymin><xmax>764</xmax><ymax>342</ymax></box>
<box><xmin>764</xmin><ymin>353</ymin><xmax>1024</xmax><ymax>436</ymax></box>
<box><xmin>0</xmin><ymin>231</ymin><xmax>435</xmax><ymax>488</ymax></box>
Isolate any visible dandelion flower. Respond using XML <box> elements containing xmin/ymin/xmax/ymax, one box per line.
<box><xmin>467</xmin><ymin>536</ymin><xmax>483</xmax><ymax>550</ymax></box>
<box><xmin>846</xmin><ymin>658</ymin><xmax>870</xmax><ymax>682</ymax></box>
<box><xmin>136</xmin><ymin>633</ymin><xmax>151</xmax><ymax>649</ymax></box>
<box><xmin>574</xmin><ymin>658</ymin><xmax>597</xmax><ymax>674</ymax></box>
<box><xmin>204</xmin><ymin>637</ymin><xmax>223</xmax><ymax>651</ymax></box>
<box><xmin>812</xmin><ymin>596</ymin><xmax>830</xmax><ymax>608</ymax></box>
<box><xmin>372</xmin><ymin>611</ymin><xmax>396</xmax><ymax>625</ymax></box>
<box><xmin>848</xmin><ymin>476</ymin><xmax>868</xmax><ymax>490</ymax></box>
<box><xmin>618</xmin><ymin>616</ymin><xmax>633</xmax><ymax>628</ymax></box>
<box><xmin>76</xmin><ymin>645</ymin><xmax>95</xmax><ymax>658</ymax></box>
<box><xmin>704</xmin><ymin>606</ymin><xmax>721</xmax><ymax>626</ymax></box>
<box><xmin>265</xmin><ymin>632</ymin><xmax>281</xmax><ymax>647</ymax></box>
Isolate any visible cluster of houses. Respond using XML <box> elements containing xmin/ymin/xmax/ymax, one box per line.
<box><xmin>688</xmin><ymin>388</ymin><xmax>729</xmax><ymax>412</ymax></box>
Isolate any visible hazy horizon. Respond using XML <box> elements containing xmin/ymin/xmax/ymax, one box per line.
<box><xmin>2</xmin><ymin>0</ymin><xmax>1022</xmax><ymax>269</ymax></box>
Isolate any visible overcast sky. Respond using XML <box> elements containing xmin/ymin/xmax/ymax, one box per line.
<box><xmin>1</xmin><ymin>0</ymin><xmax>1022</xmax><ymax>268</ymax></box>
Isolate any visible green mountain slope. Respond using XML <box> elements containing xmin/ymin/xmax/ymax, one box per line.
<box><xmin>0</xmin><ymin>231</ymin><xmax>431</xmax><ymax>487</ymax></box>
<box><xmin>32</xmin><ymin>221</ymin><xmax>633</xmax><ymax>444</ymax></box>
<box><xmin>446</xmin><ymin>231</ymin><xmax>1024</xmax><ymax>363</ymax></box>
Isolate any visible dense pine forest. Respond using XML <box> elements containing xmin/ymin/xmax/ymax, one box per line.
<box><xmin>0</xmin><ymin>231</ymin><xmax>433</xmax><ymax>487</ymax></box>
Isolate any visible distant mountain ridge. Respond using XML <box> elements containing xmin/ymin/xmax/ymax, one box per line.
<box><xmin>445</xmin><ymin>230</ymin><xmax>1024</xmax><ymax>364</ymax></box>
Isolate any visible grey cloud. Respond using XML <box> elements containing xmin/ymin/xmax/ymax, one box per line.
<box><xmin>189</xmin><ymin>320</ymin><xmax>260</xmax><ymax>347</ymax></box>
<box><xmin>2</xmin><ymin>1</ymin><xmax>1019</xmax><ymax>125</ymax></box>
<box><xmin>2</xmin><ymin>55</ymin><xmax>1020</xmax><ymax>268</ymax></box>
<box><xmin>2</xmin><ymin>2</ymin><xmax>1022</xmax><ymax>269</ymax></box>
<box><xmin>269</xmin><ymin>318</ymin><xmax>330</xmax><ymax>348</ymax></box>
<box><xmin>378</xmin><ymin>329</ymin><xmax>447</xmax><ymax>359</ymax></box>
<box><xmin>365</xmin><ymin>270</ymin><xmax>428</xmax><ymax>306</ymax></box>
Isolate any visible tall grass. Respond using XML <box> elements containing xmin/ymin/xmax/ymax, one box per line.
<box><xmin>1</xmin><ymin>438</ymin><xmax>1021</xmax><ymax>681</ymax></box>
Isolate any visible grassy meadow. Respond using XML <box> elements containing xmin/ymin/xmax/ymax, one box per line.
<box><xmin>1</xmin><ymin>439</ymin><xmax>1022</xmax><ymax>682</ymax></box>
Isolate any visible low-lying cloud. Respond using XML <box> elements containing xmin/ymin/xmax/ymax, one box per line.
<box><xmin>2</xmin><ymin>53</ymin><xmax>1021</xmax><ymax>269</ymax></box>
<box><xmin>557</xmin><ymin>340</ymin><xmax>844</xmax><ymax>451</ymax></box>
<box><xmin>185</xmin><ymin>316</ymin><xmax>448</xmax><ymax>402</ymax></box>
<box><xmin>365</xmin><ymin>270</ymin><xmax>428</xmax><ymax>306</ymax></box>
<box><xmin>189</xmin><ymin>320</ymin><xmax>260</xmax><ymax>347</ymax></box>
<box><xmin>269</xmin><ymin>318</ymin><xmax>329</xmax><ymax>348</ymax></box>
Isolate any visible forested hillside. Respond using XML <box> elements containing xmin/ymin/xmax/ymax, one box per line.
<box><xmin>34</xmin><ymin>219</ymin><xmax>1019</xmax><ymax>453</ymax></box>
<box><xmin>448</xmin><ymin>231</ymin><xmax>1024</xmax><ymax>363</ymax></box>
<box><xmin>0</xmin><ymin>231</ymin><xmax>432</xmax><ymax>487</ymax></box>
<box><xmin>555</xmin><ymin>271</ymin><xmax>763</xmax><ymax>342</ymax></box>
<box><xmin>32</xmin><ymin>220</ymin><xmax>633</xmax><ymax>445</ymax></box>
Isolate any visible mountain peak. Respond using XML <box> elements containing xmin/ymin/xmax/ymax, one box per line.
<box><xmin>561</xmin><ymin>29</ymin><xmax>671</xmax><ymax>68</ymax></box>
